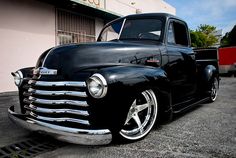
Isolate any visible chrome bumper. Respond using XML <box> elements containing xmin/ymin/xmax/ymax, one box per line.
<box><xmin>8</xmin><ymin>106</ymin><xmax>112</xmax><ymax>145</ymax></box>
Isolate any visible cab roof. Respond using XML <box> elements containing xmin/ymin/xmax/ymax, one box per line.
<box><xmin>107</xmin><ymin>13</ymin><xmax>185</xmax><ymax>26</ymax></box>
<box><xmin>125</xmin><ymin>13</ymin><xmax>178</xmax><ymax>19</ymax></box>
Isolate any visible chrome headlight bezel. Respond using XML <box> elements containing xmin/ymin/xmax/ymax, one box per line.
<box><xmin>86</xmin><ymin>73</ymin><xmax>108</xmax><ymax>98</ymax></box>
<box><xmin>12</xmin><ymin>71</ymin><xmax>23</xmax><ymax>87</ymax></box>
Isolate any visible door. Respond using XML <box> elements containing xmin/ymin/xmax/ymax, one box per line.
<box><xmin>165</xmin><ymin>20</ymin><xmax>197</xmax><ymax>104</ymax></box>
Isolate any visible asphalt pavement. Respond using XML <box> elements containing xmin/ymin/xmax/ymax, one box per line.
<box><xmin>0</xmin><ymin>77</ymin><xmax>235</xmax><ymax>158</ymax></box>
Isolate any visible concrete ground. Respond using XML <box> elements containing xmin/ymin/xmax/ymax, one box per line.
<box><xmin>0</xmin><ymin>77</ymin><xmax>235</xmax><ymax>158</ymax></box>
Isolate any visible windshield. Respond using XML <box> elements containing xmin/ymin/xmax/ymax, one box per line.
<box><xmin>99</xmin><ymin>18</ymin><xmax>163</xmax><ymax>42</ymax></box>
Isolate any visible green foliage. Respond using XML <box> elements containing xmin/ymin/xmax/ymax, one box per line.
<box><xmin>221</xmin><ymin>25</ymin><xmax>236</xmax><ymax>46</ymax></box>
<box><xmin>190</xmin><ymin>24</ymin><xmax>218</xmax><ymax>48</ymax></box>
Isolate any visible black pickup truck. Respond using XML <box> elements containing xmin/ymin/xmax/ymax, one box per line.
<box><xmin>9</xmin><ymin>13</ymin><xmax>219</xmax><ymax>145</ymax></box>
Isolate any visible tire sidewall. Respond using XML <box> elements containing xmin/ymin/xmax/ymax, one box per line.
<box><xmin>209</xmin><ymin>76</ymin><xmax>219</xmax><ymax>102</ymax></box>
<box><xmin>117</xmin><ymin>89</ymin><xmax>159</xmax><ymax>142</ymax></box>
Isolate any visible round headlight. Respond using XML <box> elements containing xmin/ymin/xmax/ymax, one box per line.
<box><xmin>12</xmin><ymin>71</ymin><xmax>23</xmax><ymax>87</ymax></box>
<box><xmin>87</xmin><ymin>73</ymin><xmax>107</xmax><ymax>98</ymax></box>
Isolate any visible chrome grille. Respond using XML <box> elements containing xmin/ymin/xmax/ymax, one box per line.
<box><xmin>28</xmin><ymin>88</ymin><xmax>87</xmax><ymax>97</ymax></box>
<box><xmin>24</xmin><ymin>104</ymin><xmax>89</xmax><ymax>116</ymax></box>
<box><xmin>24</xmin><ymin>96</ymin><xmax>88</xmax><ymax>107</ymax></box>
<box><xmin>28</xmin><ymin>80</ymin><xmax>86</xmax><ymax>87</ymax></box>
<box><xmin>23</xmin><ymin>80</ymin><xmax>90</xmax><ymax>128</ymax></box>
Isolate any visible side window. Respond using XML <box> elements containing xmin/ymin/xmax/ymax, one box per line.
<box><xmin>173</xmin><ymin>22</ymin><xmax>189</xmax><ymax>46</ymax></box>
<box><xmin>167</xmin><ymin>22</ymin><xmax>175</xmax><ymax>44</ymax></box>
<box><xmin>167</xmin><ymin>21</ymin><xmax>189</xmax><ymax>46</ymax></box>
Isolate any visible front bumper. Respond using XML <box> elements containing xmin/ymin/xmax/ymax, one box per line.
<box><xmin>8</xmin><ymin>106</ymin><xmax>112</xmax><ymax>145</ymax></box>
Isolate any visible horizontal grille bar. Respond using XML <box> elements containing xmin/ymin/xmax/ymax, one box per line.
<box><xmin>24</xmin><ymin>96</ymin><xmax>88</xmax><ymax>107</ymax></box>
<box><xmin>25</xmin><ymin>104</ymin><xmax>89</xmax><ymax>116</ymax></box>
<box><xmin>30</xmin><ymin>112</ymin><xmax>90</xmax><ymax>125</ymax></box>
<box><xmin>28</xmin><ymin>88</ymin><xmax>87</xmax><ymax>97</ymax></box>
<box><xmin>28</xmin><ymin>80</ymin><xmax>86</xmax><ymax>87</ymax></box>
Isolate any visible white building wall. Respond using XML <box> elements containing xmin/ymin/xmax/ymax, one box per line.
<box><xmin>0</xmin><ymin>0</ymin><xmax>55</xmax><ymax>92</ymax></box>
<box><xmin>106</xmin><ymin>0</ymin><xmax>176</xmax><ymax>16</ymax></box>
<box><xmin>72</xmin><ymin>0</ymin><xmax>176</xmax><ymax>16</ymax></box>
<box><xmin>106</xmin><ymin>0</ymin><xmax>137</xmax><ymax>16</ymax></box>
<box><xmin>95</xmin><ymin>18</ymin><xmax>104</xmax><ymax>39</ymax></box>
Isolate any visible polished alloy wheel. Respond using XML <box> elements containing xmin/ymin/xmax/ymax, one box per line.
<box><xmin>210</xmin><ymin>77</ymin><xmax>219</xmax><ymax>102</ymax></box>
<box><xmin>119</xmin><ymin>89</ymin><xmax>158</xmax><ymax>140</ymax></box>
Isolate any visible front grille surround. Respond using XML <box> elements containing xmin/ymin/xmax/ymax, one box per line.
<box><xmin>22</xmin><ymin>79</ymin><xmax>91</xmax><ymax>129</ymax></box>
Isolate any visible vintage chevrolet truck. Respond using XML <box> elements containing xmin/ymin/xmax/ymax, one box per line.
<box><xmin>9</xmin><ymin>13</ymin><xmax>219</xmax><ymax>145</ymax></box>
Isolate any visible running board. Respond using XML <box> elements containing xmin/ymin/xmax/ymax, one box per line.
<box><xmin>173</xmin><ymin>97</ymin><xmax>209</xmax><ymax>114</ymax></box>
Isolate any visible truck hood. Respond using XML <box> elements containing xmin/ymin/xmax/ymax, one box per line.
<box><xmin>38</xmin><ymin>41</ymin><xmax>161</xmax><ymax>79</ymax></box>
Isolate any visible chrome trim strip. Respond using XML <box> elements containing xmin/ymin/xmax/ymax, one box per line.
<box><xmin>28</xmin><ymin>80</ymin><xmax>86</xmax><ymax>88</ymax></box>
<box><xmin>28</xmin><ymin>88</ymin><xmax>87</xmax><ymax>97</ymax></box>
<box><xmin>8</xmin><ymin>106</ymin><xmax>112</xmax><ymax>145</ymax></box>
<box><xmin>25</xmin><ymin>96</ymin><xmax>88</xmax><ymax>107</ymax></box>
<box><xmin>29</xmin><ymin>111</ymin><xmax>90</xmax><ymax>125</ymax></box>
<box><xmin>33</xmin><ymin>67</ymin><xmax>57</xmax><ymax>75</ymax></box>
<box><xmin>196</xmin><ymin>59</ymin><xmax>218</xmax><ymax>62</ymax></box>
<box><xmin>118</xmin><ymin>18</ymin><xmax>126</xmax><ymax>39</ymax></box>
<box><xmin>25</xmin><ymin>104</ymin><xmax>89</xmax><ymax>116</ymax></box>
<box><xmin>23</xmin><ymin>92</ymin><xmax>31</xmax><ymax>97</ymax></box>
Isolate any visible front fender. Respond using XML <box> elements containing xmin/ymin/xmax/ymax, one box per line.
<box><xmin>87</xmin><ymin>65</ymin><xmax>171</xmax><ymax>131</ymax></box>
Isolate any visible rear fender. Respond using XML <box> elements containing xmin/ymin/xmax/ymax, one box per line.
<box><xmin>203</xmin><ymin>65</ymin><xmax>218</xmax><ymax>82</ymax></box>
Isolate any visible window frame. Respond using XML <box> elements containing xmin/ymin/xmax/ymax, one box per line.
<box><xmin>166</xmin><ymin>19</ymin><xmax>190</xmax><ymax>47</ymax></box>
<box><xmin>98</xmin><ymin>17</ymin><xmax>165</xmax><ymax>42</ymax></box>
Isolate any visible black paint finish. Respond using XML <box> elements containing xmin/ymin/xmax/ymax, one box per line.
<box><xmin>14</xmin><ymin>13</ymin><xmax>219</xmax><ymax>134</ymax></box>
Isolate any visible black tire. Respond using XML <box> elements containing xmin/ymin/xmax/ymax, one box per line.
<box><xmin>209</xmin><ymin>76</ymin><xmax>219</xmax><ymax>102</ymax></box>
<box><xmin>118</xmin><ymin>89</ymin><xmax>158</xmax><ymax>141</ymax></box>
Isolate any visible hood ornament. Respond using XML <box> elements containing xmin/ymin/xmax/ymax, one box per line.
<box><xmin>33</xmin><ymin>67</ymin><xmax>57</xmax><ymax>75</ymax></box>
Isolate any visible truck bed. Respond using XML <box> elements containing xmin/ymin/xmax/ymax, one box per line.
<box><xmin>194</xmin><ymin>48</ymin><xmax>219</xmax><ymax>72</ymax></box>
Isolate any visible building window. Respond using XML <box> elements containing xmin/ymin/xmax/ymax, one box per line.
<box><xmin>56</xmin><ymin>9</ymin><xmax>95</xmax><ymax>45</ymax></box>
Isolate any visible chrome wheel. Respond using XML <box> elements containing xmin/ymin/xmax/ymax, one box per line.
<box><xmin>210</xmin><ymin>77</ymin><xmax>219</xmax><ymax>102</ymax></box>
<box><xmin>119</xmin><ymin>89</ymin><xmax>158</xmax><ymax>140</ymax></box>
